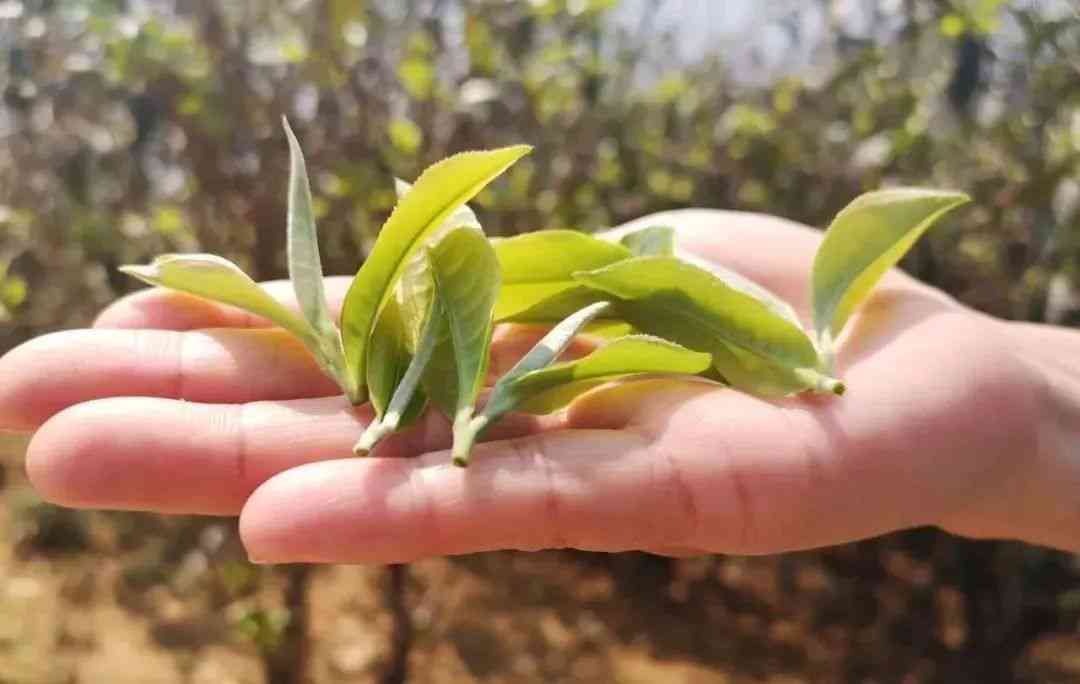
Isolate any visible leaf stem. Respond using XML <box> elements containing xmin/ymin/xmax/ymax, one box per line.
<box><xmin>451</xmin><ymin>410</ymin><xmax>491</xmax><ymax>467</ymax></box>
<box><xmin>794</xmin><ymin>367</ymin><xmax>846</xmax><ymax>396</ymax></box>
<box><xmin>353</xmin><ymin>417</ymin><xmax>394</xmax><ymax>456</ymax></box>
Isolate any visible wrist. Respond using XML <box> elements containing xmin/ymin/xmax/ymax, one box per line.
<box><xmin>943</xmin><ymin>320</ymin><xmax>1080</xmax><ymax>550</ymax></box>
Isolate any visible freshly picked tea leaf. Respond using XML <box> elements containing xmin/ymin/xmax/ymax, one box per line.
<box><xmin>340</xmin><ymin>145</ymin><xmax>531</xmax><ymax>401</ymax></box>
<box><xmin>811</xmin><ymin>188</ymin><xmax>970</xmax><ymax>369</ymax></box>
<box><xmin>575</xmin><ymin>257</ymin><xmax>842</xmax><ymax>396</ymax></box>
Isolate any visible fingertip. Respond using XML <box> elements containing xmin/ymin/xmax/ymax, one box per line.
<box><xmin>239</xmin><ymin>459</ymin><xmax>414</xmax><ymax>564</ymax></box>
<box><xmin>0</xmin><ymin>332</ymin><xmax>67</xmax><ymax>431</ymax></box>
<box><xmin>25</xmin><ymin>402</ymin><xmax>98</xmax><ymax>508</ymax></box>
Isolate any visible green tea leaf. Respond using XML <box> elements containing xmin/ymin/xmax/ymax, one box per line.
<box><xmin>492</xmin><ymin>230</ymin><xmax>630</xmax><ymax>322</ymax></box>
<box><xmin>283</xmin><ymin>118</ymin><xmax>336</xmax><ymax>344</ymax></box>
<box><xmin>480</xmin><ymin>300</ymin><xmax>611</xmax><ymax>425</ymax></box>
<box><xmin>574</xmin><ymin>257</ymin><xmax>840</xmax><ymax>396</ymax></box>
<box><xmin>366</xmin><ymin>295</ymin><xmax>414</xmax><ymax>420</ymax></box>
<box><xmin>452</xmin><ymin>300</ymin><xmax>612</xmax><ymax>466</ymax></box>
<box><xmin>281</xmin><ymin>119</ymin><xmax>357</xmax><ymax>401</ymax></box>
<box><xmin>341</xmin><ymin>145</ymin><xmax>530</xmax><ymax>397</ymax></box>
<box><xmin>675</xmin><ymin>250</ymin><xmax>802</xmax><ymax>328</ymax></box>
<box><xmin>811</xmin><ymin>188</ymin><xmax>970</xmax><ymax>364</ymax></box>
<box><xmin>120</xmin><ymin>254</ymin><xmax>314</xmax><ymax>342</ymax></box>
<box><xmin>511</xmin><ymin>335</ymin><xmax>712</xmax><ymax>414</ymax></box>
<box><xmin>395</xmin><ymin>178</ymin><xmax>481</xmax><ymax>233</ymax></box>
<box><xmin>354</xmin><ymin>297</ymin><xmax>440</xmax><ymax>454</ymax></box>
<box><xmin>422</xmin><ymin>229</ymin><xmax>500</xmax><ymax>465</ymax></box>
<box><xmin>619</xmin><ymin>225</ymin><xmax>676</xmax><ymax>256</ymax></box>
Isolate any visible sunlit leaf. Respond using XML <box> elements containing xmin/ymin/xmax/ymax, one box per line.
<box><xmin>120</xmin><ymin>254</ymin><xmax>313</xmax><ymax>341</ymax></box>
<box><xmin>420</xmin><ymin>229</ymin><xmax>500</xmax><ymax>465</ymax></box>
<box><xmin>281</xmin><ymin>118</ymin><xmax>355</xmax><ymax>399</ymax></box>
<box><xmin>811</xmin><ymin>188</ymin><xmax>970</xmax><ymax>367</ymax></box>
<box><xmin>340</xmin><ymin>145</ymin><xmax>531</xmax><ymax>399</ymax></box>
<box><xmin>474</xmin><ymin>301</ymin><xmax>611</xmax><ymax>443</ymax></box>
<box><xmin>575</xmin><ymin>257</ymin><xmax>841</xmax><ymax>396</ymax></box>
<box><xmin>511</xmin><ymin>335</ymin><xmax>712</xmax><ymax>414</ymax></box>
<box><xmin>492</xmin><ymin>229</ymin><xmax>630</xmax><ymax>322</ymax></box>
<box><xmin>354</xmin><ymin>297</ymin><xmax>439</xmax><ymax>454</ymax></box>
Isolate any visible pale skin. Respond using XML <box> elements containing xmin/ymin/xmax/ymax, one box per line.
<box><xmin>1</xmin><ymin>210</ymin><xmax>1078</xmax><ymax>563</ymax></box>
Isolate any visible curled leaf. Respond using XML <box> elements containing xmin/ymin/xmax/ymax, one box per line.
<box><xmin>811</xmin><ymin>188</ymin><xmax>970</xmax><ymax>366</ymax></box>
<box><xmin>459</xmin><ymin>300</ymin><xmax>612</xmax><ymax>465</ymax></box>
<box><xmin>422</xmin><ymin>229</ymin><xmax>501</xmax><ymax>465</ymax></box>
<box><xmin>282</xmin><ymin>118</ymin><xmax>356</xmax><ymax>401</ymax></box>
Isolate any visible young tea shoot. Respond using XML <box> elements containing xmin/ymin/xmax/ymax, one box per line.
<box><xmin>810</xmin><ymin>188</ymin><xmax>971</xmax><ymax>371</ymax></box>
<box><xmin>121</xmin><ymin>122</ymin><xmax>970</xmax><ymax>467</ymax></box>
<box><xmin>121</xmin><ymin>118</ymin><xmax>359</xmax><ymax>403</ymax></box>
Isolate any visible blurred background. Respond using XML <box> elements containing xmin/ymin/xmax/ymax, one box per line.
<box><xmin>1</xmin><ymin>0</ymin><xmax>1079</xmax><ymax>682</ymax></box>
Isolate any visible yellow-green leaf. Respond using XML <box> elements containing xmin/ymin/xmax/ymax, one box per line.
<box><xmin>492</xmin><ymin>229</ymin><xmax>630</xmax><ymax>322</ymax></box>
<box><xmin>340</xmin><ymin>145</ymin><xmax>531</xmax><ymax>397</ymax></box>
<box><xmin>575</xmin><ymin>257</ymin><xmax>840</xmax><ymax>396</ymax></box>
<box><xmin>283</xmin><ymin>118</ymin><xmax>336</xmax><ymax>343</ymax></box>
<box><xmin>282</xmin><ymin>118</ymin><xmax>356</xmax><ymax>401</ymax></box>
<box><xmin>512</xmin><ymin>335</ymin><xmax>712</xmax><ymax>414</ymax></box>
<box><xmin>120</xmin><ymin>254</ymin><xmax>313</xmax><ymax>342</ymax></box>
<box><xmin>811</xmin><ymin>188</ymin><xmax>970</xmax><ymax>362</ymax></box>
<box><xmin>479</xmin><ymin>300</ymin><xmax>611</xmax><ymax>426</ymax></box>
<box><xmin>422</xmin><ymin>229</ymin><xmax>500</xmax><ymax>464</ymax></box>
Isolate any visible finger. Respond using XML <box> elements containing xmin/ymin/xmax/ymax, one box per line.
<box><xmin>25</xmin><ymin>395</ymin><xmax>555</xmax><ymax>515</ymax></box>
<box><xmin>240</xmin><ymin>328</ymin><xmax>1020</xmax><ymax>566</ymax></box>
<box><xmin>239</xmin><ymin>429</ymin><xmax>650</xmax><ymax>564</ymax></box>
<box><xmin>0</xmin><ymin>328</ymin><xmax>340</xmax><ymax>431</ymax></box>
<box><xmin>94</xmin><ymin>276</ymin><xmax>355</xmax><ymax>330</ymax></box>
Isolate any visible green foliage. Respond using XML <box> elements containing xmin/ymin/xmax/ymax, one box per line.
<box><xmin>510</xmin><ymin>335</ymin><xmax>711</xmax><ymax>414</ymax></box>
<box><xmin>477</xmin><ymin>301</ymin><xmax>614</xmax><ymax>448</ymax></box>
<box><xmin>574</xmin><ymin>256</ymin><xmax>839</xmax><ymax>396</ymax></box>
<box><xmin>812</xmin><ymin>189</ymin><xmax>971</xmax><ymax>367</ymax></box>
<box><xmin>340</xmin><ymin>146</ymin><xmax>531</xmax><ymax>402</ymax></box>
<box><xmin>492</xmin><ymin>230</ymin><xmax>630</xmax><ymax>322</ymax></box>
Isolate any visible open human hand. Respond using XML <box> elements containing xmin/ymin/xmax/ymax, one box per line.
<box><xmin>2</xmin><ymin>210</ymin><xmax>1077</xmax><ymax>562</ymax></box>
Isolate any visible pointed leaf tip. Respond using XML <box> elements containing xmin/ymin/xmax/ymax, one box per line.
<box><xmin>811</xmin><ymin>187</ymin><xmax>971</xmax><ymax>352</ymax></box>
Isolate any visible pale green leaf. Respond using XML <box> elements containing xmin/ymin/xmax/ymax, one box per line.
<box><xmin>619</xmin><ymin>225</ymin><xmax>676</xmax><ymax>257</ymax></box>
<box><xmin>453</xmin><ymin>299</ymin><xmax>612</xmax><ymax>467</ymax></box>
<box><xmin>425</xmin><ymin>228</ymin><xmax>500</xmax><ymax>415</ymax></box>
<box><xmin>512</xmin><ymin>335</ymin><xmax>712</xmax><ymax>414</ymax></box>
<box><xmin>354</xmin><ymin>298</ymin><xmax>439</xmax><ymax>454</ymax></box>
<box><xmin>281</xmin><ymin>119</ymin><xmax>356</xmax><ymax>400</ymax></box>
<box><xmin>120</xmin><ymin>254</ymin><xmax>313</xmax><ymax>342</ymax></box>
<box><xmin>341</xmin><ymin>145</ymin><xmax>530</xmax><ymax>396</ymax></box>
<box><xmin>422</xmin><ymin>229</ymin><xmax>501</xmax><ymax>466</ymax></box>
<box><xmin>675</xmin><ymin>249</ymin><xmax>802</xmax><ymax>328</ymax></box>
<box><xmin>811</xmin><ymin>188</ymin><xmax>970</xmax><ymax>359</ymax></box>
<box><xmin>492</xmin><ymin>230</ymin><xmax>630</xmax><ymax>322</ymax></box>
<box><xmin>366</xmin><ymin>296</ymin><xmax>414</xmax><ymax>420</ymax></box>
<box><xmin>574</xmin><ymin>257</ymin><xmax>840</xmax><ymax>396</ymax></box>
<box><xmin>481</xmin><ymin>300</ymin><xmax>611</xmax><ymax>423</ymax></box>
<box><xmin>283</xmin><ymin>117</ymin><xmax>335</xmax><ymax>342</ymax></box>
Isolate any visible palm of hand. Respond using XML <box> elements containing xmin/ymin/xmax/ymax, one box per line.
<box><xmin>0</xmin><ymin>210</ymin><xmax>1047</xmax><ymax>562</ymax></box>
